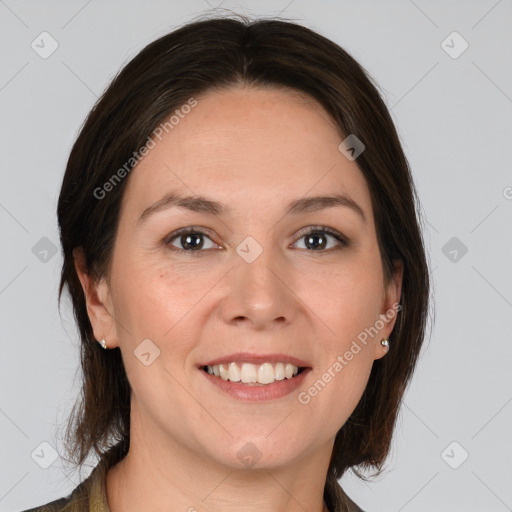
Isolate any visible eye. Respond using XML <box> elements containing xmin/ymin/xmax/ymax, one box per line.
<box><xmin>292</xmin><ymin>226</ymin><xmax>350</xmax><ymax>252</ymax></box>
<box><xmin>165</xmin><ymin>227</ymin><xmax>220</xmax><ymax>253</ymax></box>
<box><xmin>164</xmin><ymin>225</ymin><xmax>350</xmax><ymax>255</ymax></box>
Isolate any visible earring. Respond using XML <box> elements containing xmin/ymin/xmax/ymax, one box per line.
<box><xmin>380</xmin><ymin>338</ymin><xmax>389</xmax><ymax>351</ymax></box>
<box><xmin>98</xmin><ymin>337</ymin><xmax>107</xmax><ymax>349</ymax></box>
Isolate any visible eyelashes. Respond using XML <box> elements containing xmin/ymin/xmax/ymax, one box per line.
<box><xmin>164</xmin><ymin>225</ymin><xmax>350</xmax><ymax>255</ymax></box>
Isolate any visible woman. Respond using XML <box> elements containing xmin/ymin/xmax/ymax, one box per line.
<box><xmin>21</xmin><ymin>13</ymin><xmax>430</xmax><ymax>512</ymax></box>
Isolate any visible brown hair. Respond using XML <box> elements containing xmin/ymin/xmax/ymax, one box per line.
<box><xmin>57</xmin><ymin>13</ymin><xmax>431</xmax><ymax>483</ymax></box>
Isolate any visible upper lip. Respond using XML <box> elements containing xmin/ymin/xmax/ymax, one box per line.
<box><xmin>200</xmin><ymin>352</ymin><xmax>311</xmax><ymax>368</ymax></box>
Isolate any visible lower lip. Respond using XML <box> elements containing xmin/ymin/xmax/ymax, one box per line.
<box><xmin>200</xmin><ymin>368</ymin><xmax>311</xmax><ymax>401</ymax></box>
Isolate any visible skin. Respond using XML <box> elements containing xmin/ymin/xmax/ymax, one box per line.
<box><xmin>75</xmin><ymin>84</ymin><xmax>403</xmax><ymax>512</ymax></box>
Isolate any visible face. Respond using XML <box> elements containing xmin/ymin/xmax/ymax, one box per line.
<box><xmin>78</xmin><ymin>85</ymin><xmax>402</xmax><ymax>471</ymax></box>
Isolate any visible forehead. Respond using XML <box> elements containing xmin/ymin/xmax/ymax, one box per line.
<box><xmin>120</xmin><ymin>85</ymin><xmax>372</xmax><ymax>223</ymax></box>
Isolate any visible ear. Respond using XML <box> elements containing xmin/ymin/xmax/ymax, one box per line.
<box><xmin>373</xmin><ymin>260</ymin><xmax>403</xmax><ymax>359</ymax></box>
<box><xmin>73</xmin><ymin>247</ymin><xmax>119</xmax><ymax>349</ymax></box>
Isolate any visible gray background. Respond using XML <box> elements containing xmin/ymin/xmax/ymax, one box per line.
<box><xmin>1</xmin><ymin>1</ymin><xmax>511</xmax><ymax>511</ymax></box>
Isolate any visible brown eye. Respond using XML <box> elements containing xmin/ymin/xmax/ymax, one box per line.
<box><xmin>164</xmin><ymin>225</ymin><xmax>349</xmax><ymax>255</ymax></box>
<box><xmin>293</xmin><ymin>226</ymin><xmax>350</xmax><ymax>252</ymax></box>
<box><xmin>165</xmin><ymin>228</ymin><xmax>219</xmax><ymax>253</ymax></box>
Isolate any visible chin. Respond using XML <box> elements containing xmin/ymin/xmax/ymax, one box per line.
<box><xmin>206</xmin><ymin>430</ymin><xmax>310</xmax><ymax>471</ymax></box>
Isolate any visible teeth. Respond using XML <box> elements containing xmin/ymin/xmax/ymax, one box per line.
<box><xmin>205</xmin><ymin>362</ymin><xmax>302</xmax><ymax>385</ymax></box>
<box><xmin>258</xmin><ymin>363</ymin><xmax>275</xmax><ymax>384</ymax></box>
<box><xmin>274</xmin><ymin>362</ymin><xmax>285</xmax><ymax>380</ymax></box>
<box><xmin>240</xmin><ymin>363</ymin><xmax>258</xmax><ymax>383</ymax></box>
<box><xmin>219</xmin><ymin>364</ymin><xmax>229</xmax><ymax>381</ymax></box>
<box><xmin>228</xmin><ymin>362</ymin><xmax>241</xmax><ymax>382</ymax></box>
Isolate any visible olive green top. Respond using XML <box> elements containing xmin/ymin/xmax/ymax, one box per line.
<box><xmin>20</xmin><ymin>461</ymin><xmax>364</xmax><ymax>512</ymax></box>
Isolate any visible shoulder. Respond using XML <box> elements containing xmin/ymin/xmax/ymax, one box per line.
<box><xmin>18</xmin><ymin>496</ymin><xmax>72</xmax><ymax>512</ymax></box>
<box><xmin>16</xmin><ymin>463</ymin><xmax>105</xmax><ymax>512</ymax></box>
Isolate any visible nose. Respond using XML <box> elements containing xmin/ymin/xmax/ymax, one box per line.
<box><xmin>219</xmin><ymin>244</ymin><xmax>300</xmax><ymax>330</ymax></box>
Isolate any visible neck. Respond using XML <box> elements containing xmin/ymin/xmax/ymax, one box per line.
<box><xmin>107</xmin><ymin>452</ymin><xmax>332</xmax><ymax>512</ymax></box>
<box><xmin>106</xmin><ymin>420</ymin><xmax>333</xmax><ymax>512</ymax></box>
<box><xmin>105</xmin><ymin>397</ymin><xmax>335</xmax><ymax>512</ymax></box>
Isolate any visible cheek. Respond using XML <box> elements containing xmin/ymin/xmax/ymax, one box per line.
<box><xmin>111</xmin><ymin>254</ymin><xmax>225</xmax><ymax>351</ymax></box>
<box><xmin>301</xmin><ymin>256</ymin><xmax>382</xmax><ymax>410</ymax></box>
<box><xmin>308</xmin><ymin>260</ymin><xmax>384</xmax><ymax>336</ymax></box>
<box><xmin>111</xmin><ymin>256</ymin><xmax>179</xmax><ymax>338</ymax></box>
<box><xmin>112</xmin><ymin>237</ymin><xmax>384</xmax><ymax>347</ymax></box>
<box><xmin>297</xmin><ymin>344</ymin><xmax>373</xmax><ymax>442</ymax></box>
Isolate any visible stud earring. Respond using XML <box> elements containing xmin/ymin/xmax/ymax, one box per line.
<box><xmin>98</xmin><ymin>337</ymin><xmax>107</xmax><ymax>349</ymax></box>
<box><xmin>380</xmin><ymin>338</ymin><xmax>389</xmax><ymax>351</ymax></box>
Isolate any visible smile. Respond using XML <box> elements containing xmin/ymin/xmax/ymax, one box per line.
<box><xmin>203</xmin><ymin>362</ymin><xmax>305</xmax><ymax>385</ymax></box>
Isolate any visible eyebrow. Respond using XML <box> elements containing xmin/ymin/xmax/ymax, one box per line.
<box><xmin>136</xmin><ymin>191</ymin><xmax>366</xmax><ymax>226</ymax></box>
